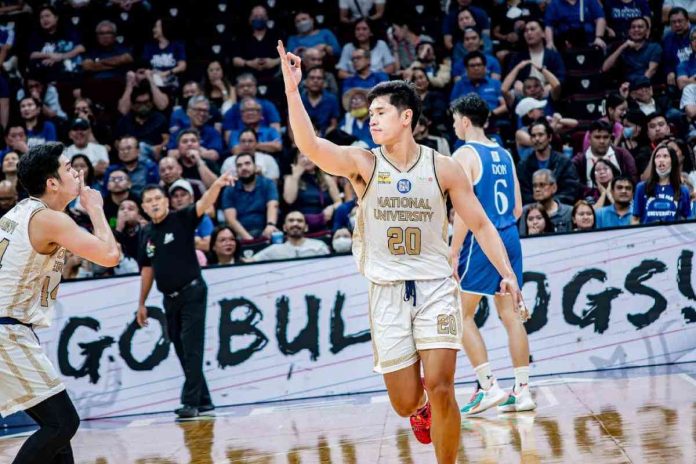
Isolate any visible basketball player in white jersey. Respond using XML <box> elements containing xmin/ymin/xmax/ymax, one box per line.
<box><xmin>450</xmin><ymin>94</ymin><xmax>536</xmax><ymax>415</ymax></box>
<box><xmin>1</xmin><ymin>143</ymin><xmax>119</xmax><ymax>463</ymax></box>
<box><xmin>278</xmin><ymin>41</ymin><xmax>523</xmax><ymax>464</ymax></box>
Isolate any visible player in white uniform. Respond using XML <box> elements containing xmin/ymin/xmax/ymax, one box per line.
<box><xmin>278</xmin><ymin>42</ymin><xmax>523</xmax><ymax>464</ymax></box>
<box><xmin>0</xmin><ymin>143</ymin><xmax>119</xmax><ymax>463</ymax></box>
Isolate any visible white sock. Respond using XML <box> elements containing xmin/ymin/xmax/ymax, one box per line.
<box><xmin>514</xmin><ymin>366</ymin><xmax>530</xmax><ymax>392</ymax></box>
<box><xmin>474</xmin><ymin>362</ymin><xmax>494</xmax><ymax>390</ymax></box>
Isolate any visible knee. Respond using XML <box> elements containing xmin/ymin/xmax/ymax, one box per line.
<box><xmin>497</xmin><ymin>306</ymin><xmax>520</xmax><ymax>327</ymax></box>
<box><xmin>51</xmin><ymin>408</ymin><xmax>79</xmax><ymax>443</ymax></box>
<box><xmin>391</xmin><ymin>395</ymin><xmax>423</xmax><ymax>417</ymax></box>
<box><xmin>423</xmin><ymin>376</ymin><xmax>454</xmax><ymax>404</ymax></box>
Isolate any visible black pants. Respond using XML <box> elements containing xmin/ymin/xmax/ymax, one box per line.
<box><xmin>163</xmin><ymin>280</ymin><xmax>212</xmax><ymax>408</ymax></box>
<box><xmin>13</xmin><ymin>390</ymin><xmax>80</xmax><ymax>464</ymax></box>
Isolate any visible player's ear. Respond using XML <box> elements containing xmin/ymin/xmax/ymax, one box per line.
<box><xmin>402</xmin><ymin>108</ymin><xmax>413</xmax><ymax>126</ymax></box>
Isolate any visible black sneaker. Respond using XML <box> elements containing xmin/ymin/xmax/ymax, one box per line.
<box><xmin>175</xmin><ymin>405</ymin><xmax>199</xmax><ymax>419</ymax></box>
<box><xmin>198</xmin><ymin>404</ymin><xmax>215</xmax><ymax>415</ymax></box>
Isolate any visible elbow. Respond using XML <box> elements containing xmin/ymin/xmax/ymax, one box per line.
<box><xmin>103</xmin><ymin>248</ymin><xmax>121</xmax><ymax>268</ymax></box>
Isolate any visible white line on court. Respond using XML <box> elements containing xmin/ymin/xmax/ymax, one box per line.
<box><xmin>678</xmin><ymin>373</ymin><xmax>696</xmax><ymax>389</ymax></box>
<box><xmin>127</xmin><ymin>418</ymin><xmax>157</xmax><ymax>428</ymax></box>
<box><xmin>538</xmin><ymin>386</ymin><xmax>558</xmax><ymax>409</ymax></box>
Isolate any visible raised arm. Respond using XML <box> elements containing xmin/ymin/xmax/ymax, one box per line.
<box><xmin>196</xmin><ymin>172</ymin><xmax>234</xmax><ymax>217</ymax></box>
<box><xmin>30</xmin><ymin>172</ymin><xmax>119</xmax><ymax>267</ymax></box>
<box><xmin>278</xmin><ymin>40</ymin><xmax>364</xmax><ymax>178</ymax></box>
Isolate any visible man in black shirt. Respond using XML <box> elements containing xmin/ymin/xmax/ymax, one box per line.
<box><xmin>136</xmin><ymin>172</ymin><xmax>234</xmax><ymax>419</ymax></box>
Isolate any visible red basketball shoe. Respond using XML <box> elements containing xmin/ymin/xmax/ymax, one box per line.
<box><xmin>409</xmin><ymin>401</ymin><xmax>432</xmax><ymax>444</ymax></box>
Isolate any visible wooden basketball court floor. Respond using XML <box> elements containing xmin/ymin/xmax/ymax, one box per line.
<box><xmin>1</xmin><ymin>363</ymin><xmax>695</xmax><ymax>463</ymax></box>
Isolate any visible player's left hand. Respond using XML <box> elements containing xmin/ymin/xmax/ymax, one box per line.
<box><xmin>498</xmin><ymin>277</ymin><xmax>529</xmax><ymax>322</ymax></box>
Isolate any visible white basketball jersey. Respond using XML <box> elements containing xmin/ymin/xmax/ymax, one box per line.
<box><xmin>0</xmin><ymin>198</ymin><xmax>65</xmax><ymax>327</ymax></box>
<box><xmin>353</xmin><ymin>145</ymin><xmax>451</xmax><ymax>284</ymax></box>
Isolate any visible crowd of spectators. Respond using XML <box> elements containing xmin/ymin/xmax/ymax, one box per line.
<box><xmin>0</xmin><ymin>0</ymin><xmax>694</xmax><ymax>278</ymax></box>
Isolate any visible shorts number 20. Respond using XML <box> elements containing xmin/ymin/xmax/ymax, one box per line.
<box><xmin>387</xmin><ymin>227</ymin><xmax>421</xmax><ymax>255</ymax></box>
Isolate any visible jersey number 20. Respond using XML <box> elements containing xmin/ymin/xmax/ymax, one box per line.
<box><xmin>387</xmin><ymin>227</ymin><xmax>421</xmax><ymax>255</ymax></box>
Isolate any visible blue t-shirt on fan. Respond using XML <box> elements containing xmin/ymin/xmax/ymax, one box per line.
<box><xmin>632</xmin><ymin>182</ymin><xmax>692</xmax><ymax>224</ymax></box>
<box><xmin>142</xmin><ymin>41</ymin><xmax>186</xmax><ymax>73</ymax></box>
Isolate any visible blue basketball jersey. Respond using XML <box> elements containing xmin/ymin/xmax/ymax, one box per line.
<box><xmin>465</xmin><ymin>141</ymin><xmax>517</xmax><ymax>230</ymax></box>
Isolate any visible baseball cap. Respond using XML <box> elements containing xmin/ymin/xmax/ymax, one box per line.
<box><xmin>168</xmin><ymin>179</ymin><xmax>194</xmax><ymax>196</ymax></box>
<box><xmin>629</xmin><ymin>76</ymin><xmax>651</xmax><ymax>92</ymax></box>
<box><xmin>70</xmin><ymin>118</ymin><xmax>90</xmax><ymax>131</ymax></box>
<box><xmin>515</xmin><ymin>97</ymin><xmax>547</xmax><ymax>118</ymax></box>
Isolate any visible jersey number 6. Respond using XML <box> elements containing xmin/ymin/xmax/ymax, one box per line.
<box><xmin>387</xmin><ymin>227</ymin><xmax>421</xmax><ymax>256</ymax></box>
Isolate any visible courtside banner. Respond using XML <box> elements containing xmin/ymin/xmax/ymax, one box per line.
<box><xmin>15</xmin><ymin>223</ymin><xmax>696</xmax><ymax>420</ymax></box>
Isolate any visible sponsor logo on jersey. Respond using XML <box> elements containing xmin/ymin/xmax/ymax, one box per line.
<box><xmin>396</xmin><ymin>179</ymin><xmax>412</xmax><ymax>194</ymax></box>
<box><xmin>164</xmin><ymin>233</ymin><xmax>175</xmax><ymax>245</ymax></box>
<box><xmin>378</xmin><ymin>172</ymin><xmax>392</xmax><ymax>184</ymax></box>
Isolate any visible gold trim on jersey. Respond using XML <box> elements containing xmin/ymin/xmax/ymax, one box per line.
<box><xmin>12</xmin><ymin>332</ymin><xmax>61</xmax><ymax>387</ymax></box>
<box><xmin>379</xmin><ymin>145</ymin><xmax>423</xmax><ymax>173</ymax></box>
<box><xmin>0</xmin><ymin>340</ymin><xmax>33</xmax><ymax>395</ymax></box>
<box><xmin>359</xmin><ymin>150</ymin><xmax>378</xmax><ymax>201</ymax></box>
<box><xmin>415</xmin><ymin>336</ymin><xmax>461</xmax><ymax>345</ymax></box>
<box><xmin>7</xmin><ymin>250</ymin><xmax>38</xmax><ymax>316</ymax></box>
<box><xmin>431</xmin><ymin>147</ymin><xmax>446</xmax><ymax>198</ymax></box>
<box><xmin>367</xmin><ymin>285</ymin><xmax>378</xmax><ymax>368</ymax></box>
<box><xmin>355</xmin><ymin>204</ymin><xmax>367</xmax><ymax>275</ymax></box>
<box><xmin>380</xmin><ymin>351</ymin><xmax>419</xmax><ymax>369</ymax></box>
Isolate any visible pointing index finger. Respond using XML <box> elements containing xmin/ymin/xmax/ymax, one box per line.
<box><xmin>277</xmin><ymin>40</ymin><xmax>287</xmax><ymax>59</ymax></box>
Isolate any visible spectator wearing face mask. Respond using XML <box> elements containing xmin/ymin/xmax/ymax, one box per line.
<box><xmin>332</xmin><ymin>227</ymin><xmax>353</xmax><ymax>254</ymax></box>
<box><xmin>287</xmin><ymin>11</ymin><xmax>341</xmax><ymax>57</ymax></box>
<box><xmin>631</xmin><ymin>144</ymin><xmax>692</xmax><ymax>224</ymax></box>
<box><xmin>339</xmin><ymin>87</ymin><xmax>375</xmax><ymax>148</ymax></box>
<box><xmin>232</xmin><ymin>5</ymin><xmax>281</xmax><ymax>82</ymax></box>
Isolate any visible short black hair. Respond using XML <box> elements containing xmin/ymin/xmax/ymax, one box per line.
<box><xmin>668</xmin><ymin>6</ymin><xmax>688</xmax><ymax>20</ymax></box>
<box><xmin>589</xmin><ymin>119</ymin><xmax>612</xmax><ymax>134</ymax></box>
<box><xmin>630</xmin><ymin>16</ymin><xmax>649</xmax><ymax>28</ymax></box>
<box><xmin>646</xmin><ymin>111</ymin><xmax>666</xmax><ymax>124</ymax></box>
<box><xmin>177</xmin><ymin>128</ymin><xmax>201</xmax><ymax>144</ymax></box>
<box><xmin>611</xmin><ymin>175</ymin><xmax>635</xmax><ymax>191</ymax></box>
<box><xmin>17</xmin><ymin>142</ymin><xmax>64</xmax><ymax>196</ymax></box>
<box><xmin>450</xmin><ymin>93</ymin><xmax>490</xmax><ymax>128</ymax></box>
<box><xmin>141</xmin><ymin>184</ymin><xmax>167</xmax><ymax>199</ymax></box>
<box><xmin>238</xmin><ymin>128</ymin><xmax>258</xmax><ymax>141</ymax></box>
<box><xmin>463</xmin><ymin>51</ymin><xmax>487</xmax><ymax>67</ymax></box>
<box><xmin>367</xmin><ymin>80</ymin><xmax>421</xmax><ymax>130</ymax></box>
<box><xmin>130</xmin><ymin>83</ymin><xmax>152</xmax><ymax>104</ymax></box>
<box><xmin>528</xmin><ymin>118</ymin><xmax>554</xmax><ymax>137</ymax></box>
<box><xmin>306</xmin><ymin>65</ymin><xmax>325</xmax><ymax>76</ymax></box>
<box><xmin>236</xmin><ymin>152</ymin><xmax>255</xmax><ymax>164</ymax></box>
